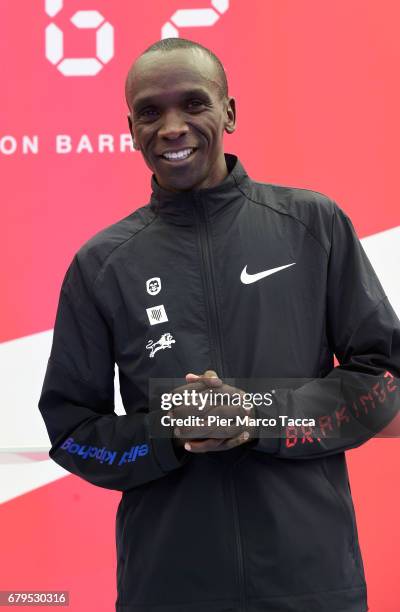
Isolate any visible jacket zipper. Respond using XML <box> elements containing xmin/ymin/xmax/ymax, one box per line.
<box><xmin>194</xmin><ymin>195</ymin><xmax>246</xmax><ymax>607</ymax></box>
<box><xmin>193</xmin><ymin>194</ymin><xmax>225</xmax><ymax>377</ymax></box>
<box><xmin>230</xmin><ymin>472</ymin><xmax>246</xmax><ymax>611</ymax></box>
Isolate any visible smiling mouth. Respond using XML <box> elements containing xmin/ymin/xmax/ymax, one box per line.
<box><xmin>159</xmin><ymin>148</ymin><xmax>197</xmax><ymax>164</ymax></box>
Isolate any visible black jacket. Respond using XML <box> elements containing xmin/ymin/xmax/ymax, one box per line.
<box><xmin>38</xmin><ymin>153</ymin><xmax>400</xmax><ymax>611</ymax></box>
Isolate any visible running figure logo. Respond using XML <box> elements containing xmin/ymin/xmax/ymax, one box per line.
<box><xmin>146</xmin><ymin>333</ymin><xmax>176</xmax><ymax>358</ymax></box>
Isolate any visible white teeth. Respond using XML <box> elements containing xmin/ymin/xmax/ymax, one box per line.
<box><xmin>162</xmin><ymin>148</ymin><xmax>193</xmax><ymax>160</ymax></box>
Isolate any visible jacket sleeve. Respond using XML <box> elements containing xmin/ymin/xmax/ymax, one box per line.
<box><xmin>249</xmin><ymin>201</ymin><xmax>400</xmax><ymax>458</ymax></box>
<box><xmin>38</xmin><ymin>251</ymin><xmax>190</xmax><ymax>492</ymax></box>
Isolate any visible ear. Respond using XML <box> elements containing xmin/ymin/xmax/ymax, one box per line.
<box><xmin>224</xmin><ymin>97</ymin><xmax>236</xmax><ymax>135</ymax></box>
<box><xmin>127</xmin><ymin>114</ymin><xmax>140</xmax><ymax>150</ymax></box>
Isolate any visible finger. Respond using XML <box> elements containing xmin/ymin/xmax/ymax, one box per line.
<box><xmin>203</xmin><ymin>370</ymin><xmax>221</xmax><ymax>382</ymax></box>
<box><xmin>175</xmin><ymin>418</ymin><xmax>240</xmax><ymax>439</ymax></box>
<box><xmin>171</xmin><ymin>380</ymin><xmax>210</xmax><ymax>395</ymax></box>
<box><xmin>186</xmin><ymin>370</ymin><xmax>220</xmax><ymax>380</ymax></box>
<box><xmin>185</xmin><ymin>371</ymin><xmax>221</xmax><ymax>387</ymax></box>
<box><xmin>177</xmin><ymin>427</ymin><xmax>236</xmax><ymax>440</ymax></box>
<box><xmin>184</xmin><ymin>437</ymin><xmax>227</xmax><ymax>453</ymax></box>
<box><xmin>203</xmin><ymin>370</ymin><xmax>222</xmax><ymax>385</ymax></box>
<box><xmin>184</xmin><ymin>374</ymin><xmax>222</xmax><ymax>392</ymax></box>
<box><xmin>212</xmin><ymin>430</ymin><xmax>250</xmax><ymax>451</ymax></box>
<box><xmin>186</xmin><ymin>372</ymin><xmax>200</xmax><ymax>381</ymax></box>
<box><xmin>174</xmin><ymin>427</ymin><xmax>215</xmax><ymax>440</ymax></box>
<box><xmin>183</xmin><ymin>430</ymin><xmax>250</xmax><ymax>453</ymax></box>
<box><xmin>204</xmin><ymin>370</ymin><xmax>218</xmax><ymax>378</ymax></box>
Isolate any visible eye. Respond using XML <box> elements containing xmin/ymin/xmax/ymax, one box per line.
<box><xmin>140</xmin><ymin>108</ymin><xmax>158</xmax><ymax>118</ymax></box>
<box><xmin>138</xmin><ymin>99</ymin><xmax>206</xmax><ymax>119</ymax></box>
<box><xmin>187</xmin><ymin>99</ymin><xmax>205</xmax><ymax>109</ymax></box>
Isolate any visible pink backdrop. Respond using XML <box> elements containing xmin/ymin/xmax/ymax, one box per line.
<box><xmin>1</xmin><ymin>1</ymin><xmax>399</xmax><ymax>610</ymax></box>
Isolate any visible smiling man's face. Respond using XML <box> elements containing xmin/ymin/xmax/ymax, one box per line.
<box><xmin>125</xmin><ymin>48</ymin><xmax>236</xmax><ymax>192</ymax></box>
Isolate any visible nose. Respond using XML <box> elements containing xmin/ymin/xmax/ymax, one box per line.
<box><xmin>157</xmin><ymin>108</ymin><xmax>189</xmax><ymax>139</ymax></box>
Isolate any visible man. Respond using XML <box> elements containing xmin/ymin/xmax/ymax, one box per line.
<box><xmin>38</xmin><ymin>37</ymin><xmax>400</xmax><ymax>611</ymax></box>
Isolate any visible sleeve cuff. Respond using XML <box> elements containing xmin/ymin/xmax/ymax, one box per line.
<box><xmin>247</xmin><ymin>394</ymin><xmax>282</xmax><ymax>455</ymax></box>
<box><xmin>147</xmin><ymin>409</ymin><xmax>190</xmax><ymax>472</ymax></box>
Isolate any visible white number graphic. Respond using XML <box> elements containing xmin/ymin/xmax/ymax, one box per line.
<box><xmin>44</xmin><ymin>1</ymin><xmax>230</xmax><ymax>76</ymax></box>
<box><xmin>161</xmin><ymin>0</ymin><xmax>229</xmax><ymax>38</ymax></box>
<box><xmin>45</xmin><ymin>0</ymin><xmax>114</xmax><ymax>76</ymax></box>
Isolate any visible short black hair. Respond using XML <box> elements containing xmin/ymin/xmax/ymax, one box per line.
<box><xmin>125</xmin><ymin>37</ymin><xmax>229</xmax><ymax>107</ymax></box>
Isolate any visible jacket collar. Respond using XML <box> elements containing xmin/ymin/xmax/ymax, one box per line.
<box><xmin>149</xmin><ymin>153</ymin><xmax>251</xmax><ymax>225</ymax></box>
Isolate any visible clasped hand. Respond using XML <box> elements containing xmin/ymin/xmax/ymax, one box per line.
<box><xmin>169</xmin><ymin>370</ymin><xmax>258</xmax><ymax>453</ymax></box>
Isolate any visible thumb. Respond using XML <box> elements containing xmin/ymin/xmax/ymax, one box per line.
<box><xmin>186</xmin><ymin>371</ymin><xmax>219</xmax><ymax>379</ymax></box>
<box><xmin>204</xmin><ymin>370</ymin><xmax>219</xmax><ymax>378</ymax></box>
<box><xmin>185</xmin><ymin>371</ymin><xmax>222</xmax><ymax>387</ymax></box>
<box><xmin>202</xmin><ymin>370</ymin><xmax>222</xmax><ymax>387</ymax></box>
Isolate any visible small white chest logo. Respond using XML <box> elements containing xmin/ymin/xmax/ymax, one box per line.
<box><xmin>146</xmin><ymin>333</ymin><xmax>176</xmax><ymax>358</ymax></box>
<box><xmin>240</xmin><ymin>263</ymin><xmax>296</xmax><ymax>284</ymax></box>
<box><xmin>146</xmin><ymin>304</ymin><xmax>168</xmax><ymax>325</ymax></box>
<box><xmin>146</xmin><ymin>277</ymin><xmax>161</xmax><ymax>296</ymax></box>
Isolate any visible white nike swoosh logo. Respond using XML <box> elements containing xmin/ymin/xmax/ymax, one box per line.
<box><xmin>240</xmin><ymin>263</ymin><xmax>296</xmax><ymax>284</ymax></box>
